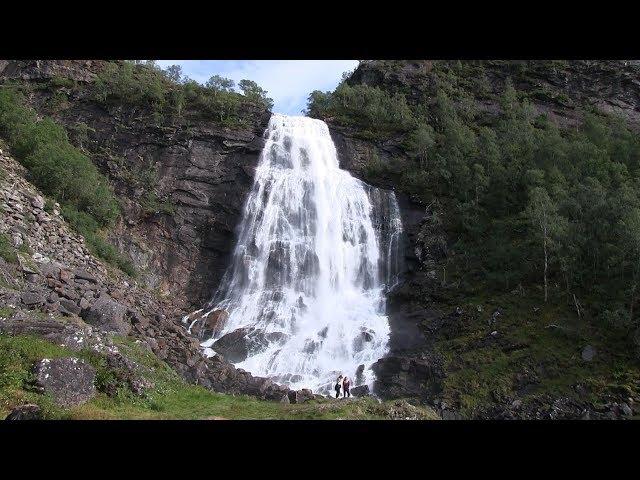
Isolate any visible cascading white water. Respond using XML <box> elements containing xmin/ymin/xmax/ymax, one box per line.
<box><xmin>198</xmin><ymin>114</ymin><xmax>403</xmax><ymax>395</ymax></box>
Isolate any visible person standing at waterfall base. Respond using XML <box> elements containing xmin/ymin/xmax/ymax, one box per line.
<box><xmin>335</xmin><ymin>375</ymin><xmax>343</xmax><ymax>398</ymax></box>
<box><xmin>342</xmin><ymin>376</ymin><xmax>351</xmax><ymax>398</ymax></box>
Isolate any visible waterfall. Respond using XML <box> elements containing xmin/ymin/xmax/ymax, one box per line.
<box><xmin>196</xmin><ymin>114</ymin><xmax>403</xmax><ymax>395</ymax></box>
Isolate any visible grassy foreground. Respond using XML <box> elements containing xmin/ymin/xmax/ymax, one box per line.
<box><xmin>0</xmin><ymin>333</ymin><xmax>438</xmax><ymax>420</ymax></box>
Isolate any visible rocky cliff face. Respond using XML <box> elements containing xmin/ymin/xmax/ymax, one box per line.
<box><xmin>349</xmin><ymin>60</ymin><xmax>640</xmax><ymax>129</ymax></box>
<box><xmin>0</xmin><ymin>60</ymin><xmax>270</xmax><ymax>310</ymax></box>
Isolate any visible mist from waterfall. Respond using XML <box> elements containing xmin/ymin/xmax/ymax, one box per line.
<box><xmin>198</xmin><ymin>114</ymin><xmax>403</xmax><ymax>395</ymax></box>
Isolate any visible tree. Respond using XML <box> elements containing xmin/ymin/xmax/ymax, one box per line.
<box><xmin>406</xmin><ymin>123</ymin><xmax>435</xmax><ymax>169</ymax></box>
<box><xmin>238</xmin><ymin>79</ymin><xmax>274</xmax><ymax>110</ymax></box>
<box><xmin>305</xmin><ymin>90</ymin><xmax>332</xmax><ymax>118</ymax></box>
<box><xmin>206</xmin><ymin>75</ymin><xmax>235</xmax><ymax>93</ymax></box>
<box><xmin>525</xmin><ymin>186</ymin><xmax>567</xmax><ymax>302</ymax></box>
<box><xmin>163</xmin><ymin>65</ymin><xmax>183</xmax><ymax>84</ymax></box>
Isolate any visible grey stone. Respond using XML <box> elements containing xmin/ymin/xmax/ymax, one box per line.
<box><xmin>59</xmin><ymin>298</ymin><xmax>81</xmax><ymax>316</ymax></box>
<box><xmin>31</xmin><ymin>195</ymin><xmax>45</xmax><ymax>209</ymax></box>
<box><xmin>81</xmin><ymin>293</ymin><xmax>130</xmax><ymax>335</ymax></box>
<box><xmin>73</xmin><ymin>268</ymin><xmax>98</xmax><ymax>283</ymax></box>
<box><xmin>20</xmin><ymin>291</ymin><xmax>45</xmax><ymax>306</ymax></box>
<box><xmin>288</xmin><ymin>388</ymin><xmax>314</xmax><ymax>404</ymax></box>
<box><xmin>351</xmin><ymin>384</ymin><xmax>371</xmax><ymax>397</ymax></box>
<box><xmin>33</xmin><ymin>357</ymin><xmax>96</xmax><ymax>407</ymax></box>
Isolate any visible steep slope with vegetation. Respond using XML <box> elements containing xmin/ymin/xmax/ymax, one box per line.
<box><xmin>0</xmin><ymin>60</ymin><xmax>274</xmax><ymax>309</ymax></box>
<box><xmin>308</xmin><ymin>60</ymin><xmax>640</xmax><ymax>418</ymax></box>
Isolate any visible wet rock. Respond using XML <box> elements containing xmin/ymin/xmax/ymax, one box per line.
<box><xmin>5</xmin><ymin>404</ymin><xmax>42</xmax><ymax>420</ymax></box>
<box><xmin>351</xmin><ymin>384</ymin><xmax>370</xmax><ymax>397</ymax></box>
<box><xmin>373</xmin><ymin>353</ymin><xmax>444</xmax><ymax>400</ymax></box>
<box><xmin>206</xmin><ymin>309</ymin><xmax>229</xmax><ymax>333</ymax></box>
<box><xmin>81</xmin><ymin>293</ymin><xmax>130</xmax><ymax>335</ymax></box>
<box><xmin>33</xmin><ymin>357</ymin><xmax>96</xmax><ymax>407</ymax></box>
<box><xmin>288</xmin><ymin>388</ymin><xmax>314</xmax><ymax>404</ymax></box>
<box><xmin>212</xmin><ymin>327</ymin><xmax>252</xmax><ymax>363</ymax></box>
<box><xmin>353</xmin><ymin>329</ymin><xmax>375</xmax><ymax>352</ymax></box>
<box><xmin>211</xmin><ymin>327</ymin><xmax>286</xmax><ymax>363</ymax></box>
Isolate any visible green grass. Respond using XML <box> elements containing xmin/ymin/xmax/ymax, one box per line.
<box><xmin>0</xmin><ymin>333</ymin><xmax>438</xmax><ymax>420</ymax></box>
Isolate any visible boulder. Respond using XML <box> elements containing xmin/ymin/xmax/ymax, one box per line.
<box><xmin>33</xmin><ymin>357</ymin><xmax>96</xmax><ymax>407</ymax></box>
<box><xmin>20</xmin><ymin>291</ymin><xmax>45</xmax><ymax>306</ymax></box>
<box><xmin>59</xmin><ymin>298</ymin><xmax>81</xmax><ymax>316</ymax></box>
<box><xmin>355</xmin><ymin>364</ymin><xmax>365</xmax><ymax>384</ymax></box>
<box><xmin>212</xmin><ymin>327</ymin><xmax>252</xmax><ymax>363</ymax></box>
<box><xmin>81</xmin><ymin>293</ymin><xmax>130</xmax><ymax>335</ymax></box>
<box><xmin>351</xmin><ymin>384</ymin><xmax>371</xmax><ymax>397</ymax></box>
<box><xmin>211</xmin><ymin>327</ymin><xmax>285</xmax><ymax>363</ymax></box>
<box><xmin>206</xmin><ymin>309</ymin><xmax>229</xmax><ymax>335</ymax></box>
<box><xmin>288</xmin><ymin>388</ymin><xmax>314</xmax><ymax>404</ymax></box>
<box><xmin>73</xmin><ymin>268</ymin><xmax>98</xmax><ymax>283</ymax></box>
<box><xmin>582</xmin><ymin>345</ymin><xmax>596</xmax><ymax>362</ymax></box>
<box><xmin>5</xmin><ymin>404</ymin><xmax>42</xmax><ymax>420</ymax></box>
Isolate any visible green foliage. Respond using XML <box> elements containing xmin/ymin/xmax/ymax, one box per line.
<box><xmin>305</xmin><ymin>82</ymin><xmax>416</xmax><ymax>136</ymax></box>
<box><xmin>0</xmin><ymin>88</ymin><xmax>119</xmax><ymax>226</ymax></box>
<box><xmin>94</xmin><ymin>61</ymin><xmax>169</xmax><ymax>112</ymax></box>
<box><xmin>93</xmin><ymin>62</ymin><xmax>274</xmax><ymax>125</ymax></box>
<box><xmin>206</xmin><ymin>75</ymin><xmax>235</xmax><ymax>92</ymax></box>
<box><xmin>238</xmin><ymin>79</ymin><xmax>274</xmax><ymax>110</ymax></box>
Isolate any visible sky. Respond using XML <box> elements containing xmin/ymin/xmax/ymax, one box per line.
<box><xmin>155</xmin><ymin>60</ymin><xmax>359</xmax><ymax>115</ymax></box>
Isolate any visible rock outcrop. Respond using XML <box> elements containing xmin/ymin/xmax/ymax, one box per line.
<box><xmin>32</xmin><ymin>357</ymin><xmax>97</xmax><ymax>407</ymax></box>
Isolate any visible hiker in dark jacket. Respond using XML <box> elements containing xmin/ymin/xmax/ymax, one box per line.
<box><xmin>342</xmin><ymin>376</ymin><xmax>351</xmax><ymax>398</ymax></box>
<box><xmin>335</xmin><ymin>375</ymin><xmax>343</xmax><ymax>398</ymax></box>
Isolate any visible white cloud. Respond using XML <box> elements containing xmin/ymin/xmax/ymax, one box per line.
<box><xmin>155</xmin><ymin>60</ymin><xmax>358</xmax><ymax>115</ymax></box>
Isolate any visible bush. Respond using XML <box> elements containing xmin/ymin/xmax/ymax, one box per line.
<box><xmin>306</xmin><ymin>82</ymin><xmax>416</xmax><ymax>136</ymax></box>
